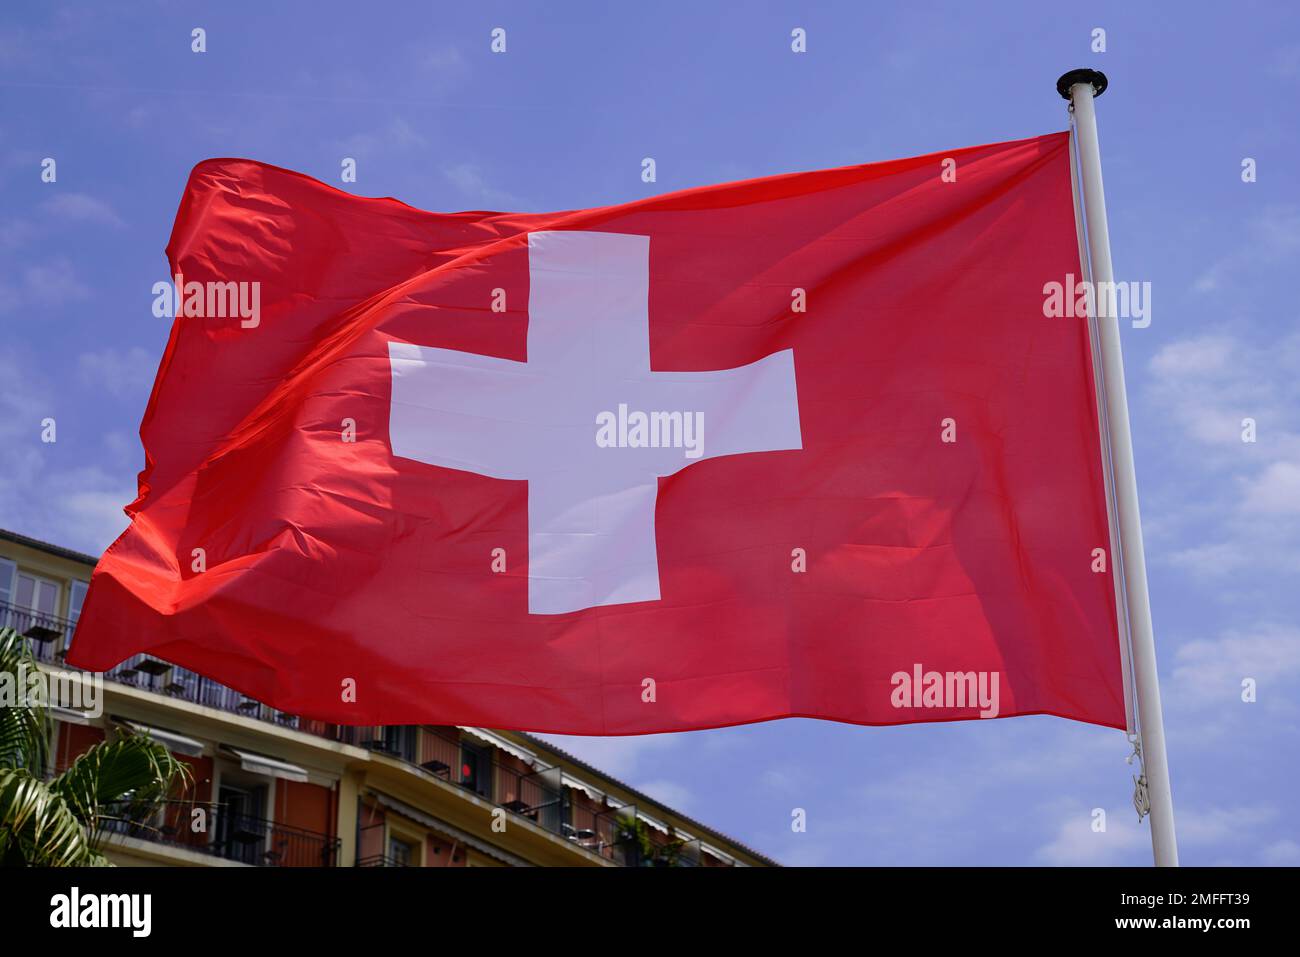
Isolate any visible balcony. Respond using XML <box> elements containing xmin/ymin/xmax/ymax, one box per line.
<box><xmin>6</xmin><ymin>599</ymin><xmax>722</xmax><ymax>866</ymax></box>
<box><xmin>2</xmin><ymin>600</ymin><xmax>75</xmax><ymax>666</ymax></box>
<box><xmin>100</xmin><ymin>802</ymin><xmax>340</xmax><ymax>867</ymax></box>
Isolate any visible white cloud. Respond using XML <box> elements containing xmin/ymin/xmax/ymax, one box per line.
<box><xmin>0</xmin><ymin>349</ymin><xmax>46</xmax><ymax>438</ymax></box>
<box><xmin>1192</xmin><ymin>206</ymin><xmax>1300</xmax><ymax>293</ymax></box>
<box><xmin>338</xmin><ymin>117</ymin><xmax>427</xmax><ymax>161</ymax></box>
<box><xmin>443</xmin><ymin>163</ymin><xmax>524</xmax><ymax>210</ymax></box>
<box><xmin>1176</xmin><ymin>804</ymin><xmax>1277</xmax><ymax>848</ymax></box>
<box><xmin>1262</xmin><ymin>839</ymin><xmax>1300</xmax><ymax>864</ymax></box>
<box><xmin>759</xmin><ymin>767</ymin><xmax>802</xmax><ymax>794</ymax></box>
<box><xmin>420</xmin><ymin>45</ymin><xmax>467</xmax><ymax>76</ymax></box>
<box><xmin>1166</xmin><ymin>542</ymin><xmax>1250</xmax><ymax>578</ymax></box>
<box><xmin>531</xmin><ymin>732</ymin><xmax>681</xmax><ymax>779</ymax></box>
<box><xmin>38</xmin><ymin>468</ymin><xmax>132</xmax><ymax>551</ymax></box>
<box><xmin>77</xmin><ymin>346</ymin><xmax>156</xmax><ymax>399</ymax></box>
<box><xmin>633</xmin><ymin>779</ymin><xmax>693</xmax><ymax>811</ymax></box>
<box><xmin>41</xmin><ymin>192</ymin><xmax>124</xmax><ymax>227</ymax></box>
<box><xmin>1037</xmin><ymin>803</ymin><xmax>1290</xmax><ymax>865</ymax></box>
<box><xmin>1145</xmin><ymin>331</ymin><xmax>1300</xmax><ymax>580</ymax></box>
<box><xmin>1168</xmin><ymin>623</ymin><xmax>1300</xmax><ymax>714</ymax></box>
<box><xmin>1241</xmin><ymin>461</ymin><xmax>1300</xmax><ymax>515</ymax></box>
<box><xmin>1147</xmin><ymin>334</ymin><xmax>1281</xmax><ymax>450</ymax></box>
<box><xmin>1035</xmin><ymin>811</ymin><xmax>1147</xmax><ymax>865</ymax></box>
<box><xmin>0</xmin><ymin>457</ymin><xmax>131</xmax><ymax>557</ymax></box>
<box><xmin>0</xmin><ymin>216</ymin><xmax>35</xmax><ymax>251</ymax></box>
<box><xmin>0</xmin><ymin>349</ymin><xmax>134</xmax><ymax>555</ymax></box>
<box><xmin>10</xmin><ymin>257</ymin><xmax>92</xmax><ymax>309</ymax></box>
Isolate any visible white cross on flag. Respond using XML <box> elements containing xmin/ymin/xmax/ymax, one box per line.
<box><xmin>389</xmin><ymin>230</ymin><xmax>802</xmax><ymax>614</ymax></box>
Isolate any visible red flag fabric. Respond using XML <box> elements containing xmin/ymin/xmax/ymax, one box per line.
<box><xmin>69</xmin><ymin>131</ymin><xmax>1126</xmax><ymax>733</ymax></box>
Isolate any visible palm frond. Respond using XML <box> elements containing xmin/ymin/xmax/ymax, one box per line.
<box><xmin>0</xmin><ymin>768</ymin><xmax>91</xmax><ymax>866</ymax></box>
<box><xmin>0</xmin><ymin>627</ymin><xmax>50</xmax><ymax>772</ymax></box>
<box><xmin>50</xmin><ymin>730</ymin><xmax>193</xmax><ymax>836</ymax></box>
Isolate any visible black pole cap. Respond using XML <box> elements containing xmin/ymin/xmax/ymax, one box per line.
<box><xmin>1057</xmin><ymin>68</ymin><xmax>1108</xmax><ymax>100</ymax></box>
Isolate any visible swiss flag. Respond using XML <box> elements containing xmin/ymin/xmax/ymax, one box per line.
<box><xmin>69</xmin><ymin>131</ymin><xmax>1126</xmax><ymax>733</ymax></box>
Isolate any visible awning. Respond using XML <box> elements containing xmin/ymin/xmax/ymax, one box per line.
<box><xmin>51</xmin><ymin>706</ymin><xmax>92</xmax><ymax>726</ymax></box>
<box><xmin>369</xmin><ymin>792</ymin><xmax>531</xmax><ymax>867</ymax></box>
<box><xmin>457</xmin><ymin>727</ymin><xmax>537</xmax><ymax>766</ymax></box>
<box><xmin>372</xmin><ymin>791</ymin><xmax>440</xmax><ymax>829</ymax></box>
<box><xmin>119</xmin><ymin>719</ymin><xmax>204</xmax><ymax>757</ymax></box>
<box><xmin>223</xmin><ymin>746</ymin><xmax>308</xmax><ymax>783</ymax></box>
<box><xmin>561</xmin><ymin>773</ymin><xmax>605</xmax><ymax>802</ymax></box>
<box><xmin>700</xmin><ymin>842</ymin><xmax>735</xmax><ymax>865</ymax></box>
<box><xmin>637</xmin><ymin>811</ymin><xmax>670</xmax><ymax>834</ymax></box>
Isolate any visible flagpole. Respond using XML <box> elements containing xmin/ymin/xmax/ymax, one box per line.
<box><xmin>1058</xmin><ymin>68</ymin><xmax>1178</xmax><ymax>866</ymax></box>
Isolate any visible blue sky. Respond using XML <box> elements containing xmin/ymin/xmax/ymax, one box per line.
<box><xmin>2</xmin><ymin>1</ymin><xmax>1298</xmax><ymax>865</ymax></box>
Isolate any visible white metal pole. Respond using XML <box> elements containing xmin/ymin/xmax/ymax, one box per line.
<box><xmin>1059</xmin><ymin>69</ymin><xmax>1178</xmax><ymax>866</ymax></box>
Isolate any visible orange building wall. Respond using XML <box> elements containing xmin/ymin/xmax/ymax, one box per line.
<box><xmin>427</xmin><ymin>833</ymin><xmax>466</xmax><ymax>867</ymax></box>
<box><xmin>275</xmin><ymin>779</ymin><xmax>335</xmax><ymax>838</ymax></box>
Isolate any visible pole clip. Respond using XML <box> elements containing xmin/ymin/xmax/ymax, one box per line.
<box><xmin>1126</xmin><ymin>735</ymin><xmax>1151</xmax><ymax>822</ymax></box>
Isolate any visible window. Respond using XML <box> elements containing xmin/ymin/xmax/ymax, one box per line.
<box><xmin>0</xmin><ymin>558</ymin><xmax>14</xmax><ymax>629</ymax></box>
<box><xmin>216</xmin><ymin>783</ymin><xmax>268</xmax><ymax>865</ymax></box>
<box><xmin>14</xmin><ymin>572</ymin><xmax>59</xmax><ymax>618</ymax></box>
<box><xmin>460</xmin><ymin>742</ymin><xmax>490</xmax><ymax>798</ymax></box>
<box><xmin>69</xmin><ymin>580</ymin><xmax>89</xmax><ymax>623</ymax></box>
<box><xmin>388</xmin><ymin>836</ymin><xmax>415</xmax><ymax>867</ymax></box>
<box><xmin>382</xmin><ymin>725</ymin><xmax>415</xmax><ymax>761</ymax></box>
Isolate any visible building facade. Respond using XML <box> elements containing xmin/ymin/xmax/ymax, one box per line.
<box><xmin>1</xmin><ymin>528</ymin><xmax>775</xmax><ymax>868</ymax></box>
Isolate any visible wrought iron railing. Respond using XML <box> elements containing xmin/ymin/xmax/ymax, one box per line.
<box><xmin>1</xmin><ymin>600</ymin><xmax>72</xmax><ymax>664</ymax></box>
<box><xmin>100</xmin><ymin>802</ymin><xmax>340</xmax><ymax>867</ymax></box>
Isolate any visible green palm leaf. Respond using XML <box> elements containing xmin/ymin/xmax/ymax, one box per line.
<box><xmin>0</xmin><ymin>627</ymin><xmax>50</xmax><ymax>772</ymax></box>
<box><xmin>0</xmin><ymin>626</ymin><xmax>194</xmax><ymax>865</ymax></box>
<box><xmin>0</xmin><ymin>768</ymin><xmax>91</xmax><ymax>866</ymax></box>
<box><xmin>50</xmin><ymin>731</ymin><xmax>193</xmax><ymax>835</ymax></box>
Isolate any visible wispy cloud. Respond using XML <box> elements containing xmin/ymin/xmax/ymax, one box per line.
<box><xmin>1145</xmin><ymin>331</ymin><xmax>1300</xmax><ymax>580</ymax></box>
<box><xmin>1192</xmin><ymin>206</ymin><xmax>1300</xmax><ymax>294</ymax></box>
<box><xmin>337</xmin><ymin>117</ymin><xmax>428</xmax><ymax>161</ymax></box>
<box><xmin>1035</xmin><ymin>809</ymin><xmax>1147</xmax><ymax>865</ymax></box>
<box><xmin>633</xmin><ymin>779</ymin><xmax>694</xmax><ymax>811</ymax></box>
<box><xmin>0</xmin><ymin>349</ymin><xmax>133</xmax><ymax>554</ymax></box>
<box><xmin>532</xmin><ymin>732</ymin><xmax>682</xmax><ymax>779</ymax></box>
<box><xmin>0</xmin><ymin>257</ymin><xmax>92</xmax><ymax>313</ymax></box>
<box><xmin>41</xmin><ymin>192</ymin><xmax>125</xmax><ymax>227</ymax></box>
<box><xmin>442</xmin><ymin>162</ymin><xmax>525</xmax><ymax>210</ymax></box>
<box><xmin>1168</xmin><ymin>623</ymin><xmax>1300</xmax><ymax>718</ymax></box>
<box><xmin>77</xmin><ymin>346</ymin><xmax>156</xmax><ymax>399</ymax></box>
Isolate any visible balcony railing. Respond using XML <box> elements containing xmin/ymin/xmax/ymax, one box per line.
<box><xmin>6</xmin><ymin>599</ymin><xmax>722</xmax><ymax>866</ymax></box>
<box><xmin>100</xmin><ymin>802</ymin><xmax>340</xmax><ymax>867</ymax></box>
<box><xmin>1</xmin><ymin>600</ymin><xmax>73</xmax><ymax>665</ymax></box>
